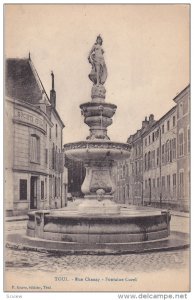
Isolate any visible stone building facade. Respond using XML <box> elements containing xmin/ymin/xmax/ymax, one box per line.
<box><xmin>173</xmin><ymin>85</ymin><xmax>190</xmax><ymax>211</ymax></box>
<box><xmin>113</xmin><ymin>115</ymin><xmax>155</xmax><ymax>205</ymax></box>
<box><xmin>112</xmin><ymin>159</ymin><xmax>132</xmax><ymax>205</ymax></box>
<box><xmin>143</xmin><ymin>106</ymin><xmax>177</xmax><ymax>208</ymax></box>
<box><xmin>5</xmin><ymin>56</ymin><xmax>68</xmax><ymax>216</ymax></box>
<box><xmin>114</xmin><ymin>85</ymin><xmax>190</xmax><ymax>211</ymax></box>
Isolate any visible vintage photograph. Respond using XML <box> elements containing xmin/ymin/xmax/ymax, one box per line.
<box><xmin>4</xmin><ymin>4</ymin><xmax>190</xmax><ymax>292</ymax></box>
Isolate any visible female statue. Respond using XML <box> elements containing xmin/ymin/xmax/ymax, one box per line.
<box><xmin>88</xmin><ymin>35</ymin><xmax>107</xmax><ymax>86</ymax></box>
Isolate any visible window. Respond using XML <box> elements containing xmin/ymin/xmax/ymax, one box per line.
<box><xmin>162</xmin><ymin>124</ymin><xmax>164</xmax><ymax>134</ymax></box>
<box><xmin>57</xmin><ymin>177</ymin><xmax>61</xmax><ymax>197</ymax></box>
<box><xmin>155</xmin><ymin>129</ymin><xmax>159</xmax><ymax>139</ymax></box>
<box><xmin>126</xmin><ymin>184</ymin><xmax>130</xmax><ymax>199</ymax></box>
<box><xmin>152</xmin><ymin>150</ymin><xmax>155</xmax><ymax>168</ymax></box>
<box><xmin>126</xmin><ymin>163</ymin><xmax>129</xmax><ymax>177</ymax></box>
<box><xmin>157</xmin><ymin>177</ymin><xmax>160</xmax><ymax>188</ymax></box>
<box><xmin>52</xmin><ymin>143</ymin><xmax>55</xmax><ymax>169</ymax></box>
<box><xmin>179</xmin><ymin>103</ymin><xmax>183</xmax><ymax>118</ymax></box>
<box><xmin>56</xmin><ymin>124</ymin><xmax>58</xmax><ymax>138</ymax></box>
<box><xmin>167</xmin><ymin>175</ymin><xmax>170</xmax><ymax>190</ymax></box>
<box><xmin>41</xmin><ymin>181</ymin><xmax>44</xmax><ymax>199</ymax></box>
<box><xmin>145</xmin><ymin>180</ymin><xmax>147</xmax><ymax>189</ymax></box>
<box><xmin>173</xmin><ymin>116</ymin><xmax>176</xmax><ymax>127</ymax></box>
<box><xmin>45</xmin><ymin>149</ymin><xmax>48</xmax><ymax>164</ymax></box>
<box><xmin>45</xmin><ymin>178</ymin><xmax>47</xmax><ymax>199</ymax></box>
<box><xmin>188</xmin><ymin>128</ymin><xmax>190</xmax><ymax>154</ymax></box>
<box><xmin>162</xmin><ymin>176</ymin><xmax>165</xmax><ymax>188</ymax></box>
<box><xmin>167</xmin><ymin>120</ymin><xmax>170</xmax><ymax>131</ymax></box>
<box><xmin>20</xmin><ymin>179</ymin><xmax>27</xmax><ymax>200</ymax></box>
<box><xmin>149</xmin><ymin>135</ymin><xmax>151</xmax><ymax>144</ymax></box>
<box><xmin>49</xmin><ymin>128</ymin><xmax>51</xmax><ymax>139</ymax></box>
<box><xmin>169</xmin><ymin>140</ymin><xmax>172</xmax><ymax>162</ymax></box>
<box><xmin>55</xmin><ymin>176</ymin><xmax>57</xmax><ymax>197</ymax></box>
<box><xmin>30</xmin><ymin>134</ymin><xmax>40</xmax><ymax>163</ymax></box>
<box><xmin>157</xmin><ymin>147</ymin><xmax>160</xmax><ymax>166</ymax></box>
<box><xmin>179</xmin><ymin>171</ymin><xmax>184</xmax><ymax>198</ymax></box>
<box><xmin>139</xmin><ymin>160</ymin><xmax>142</xmax><ymax>173</ymax></box>
<box><xmin>153</xmin><ymin>178</ymin><xmax>155</xmax><ymax>188</ymax></box>
<box><xmin>123</xmin><ymin>186</ymin><xmax>125</xmax><ymax>201</ymax></box>
<box><xmin>173</xmin><ymin>173</ymin><xmax>176</xmax><ymax>197</ymax></box>
<box><xmin>166</xmin><ymin>140</ymin><xmax>170</xmax><ymax>163</ymax></box>
<box><xmin>148</xmin><ymin>151</ymin><xmax>151</xmax><ymax>169</ymax></box>
<box><xmin>172</xmin><ymin>138</ymin><xmax>176</xmax><ymax>159</ymax></box>
<box><xmin>135</xmin><ymin>161</ymin><xmax>137</xmax><ymax>175</ymax></box>
<box><xmin>152</xmin><ymin>132</ymin><xmax>155</xmax><ymax>142</ymax></box>
<box><xmin>162</xmin><ymin>144</ymin><xmax>165</xmax><ymax>164</ymax></box>
<box><xmin>138</xmin><ymin>144</ymin><xmax>141</xmax><ymax>155</ymax></box>
<box><xmin>123</xmin><ymin>165</ymin><xmax>126</xmax><ymax>177</ymax></box>
<box><xmin>179</xmin><ymin>131</ymin><xmax>184</xmax><ymax>157</ymax></box>
<box><xmin>144</xmin><ymin>153</ymin><xmax>147</xmax><ymax>171</ymax></box>
<box><xmin>145</xmin><ymin>138</ymin><xmax>147</xmax><ymax>147</ymax></box>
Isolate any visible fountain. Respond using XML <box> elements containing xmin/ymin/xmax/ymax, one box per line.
<box><xmin>24</xmin><ymin>36</ymin><xmax>175</xmax><ymax>254</ymax></box>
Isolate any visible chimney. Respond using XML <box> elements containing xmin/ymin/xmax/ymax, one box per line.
<box><xmin>50</xmin><ymin>71</ymin><xmax>56</xmax><ymax>108</ymax></box>
<box><xmin>142</xmin><ymin>116</ymin><xmax>149</xmax><ymax>129</ymax></box>
<box><xmin>149</xmin><ymin>114</ymin><xmax>154</xmax><ymax>124</ymax></box>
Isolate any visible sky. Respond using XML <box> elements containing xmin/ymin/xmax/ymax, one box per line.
<box><xmin>5</xmin><ymin>4</ymin><xmax>190</xmax><ymax>144</ymax></box>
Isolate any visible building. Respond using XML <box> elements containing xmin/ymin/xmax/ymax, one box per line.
<box><xmin>5</xmin><ymin>55</ymin><xmax>68</xmax><ymax>216</ymax></box>
<box><xmin>143</xmin><ymin>106</ymin><xmax>177</xmax><ymax>209</ymax></box>
<box><xmin>114</xmin><ymin>115</ymin><xmax>155</xmax><ymax>206</ymax></box>
<box><xmin>112</xmin><ymin>159</ymin><xmax>132</xmax><ymax>205</ymax></box>
<box><xmin>114</xmin><ymin>85</ymin><xmax>190</xmax><ymax>211</ymax></box>
<box><xmin>173</xmin><ymin>85</ymin><xmax>190</xmax><ymax>211</ymax></box>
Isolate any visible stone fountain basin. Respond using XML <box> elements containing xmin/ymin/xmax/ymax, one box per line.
<box><xmin>26</xmin><ymin>208</ymin><xmax>171</xmax><ymax>244</ymax></box>
<box><xmin>63</xmin><ymin>140</ymin><xmax>131</xmax><ymax>161</ymax></box>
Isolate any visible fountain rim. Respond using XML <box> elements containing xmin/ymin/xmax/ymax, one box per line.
<box><xmin>80</xmin><ymin>102</ymin><xmax>117</xmax><ymax>109</ymax></box>
<box><xmin>63</xmin><ymin>140</ymin><xmax>131</xmax><ymax>151</ymax></box>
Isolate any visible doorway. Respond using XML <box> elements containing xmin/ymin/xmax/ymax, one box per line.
<box><xmin>30</xmin><ymin>176</ymin><xmax>38</xmax><ymax>209</ymax></box>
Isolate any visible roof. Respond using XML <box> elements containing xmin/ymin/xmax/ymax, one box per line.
<box><xmin>5</xmin><ymin>58</ymin><xmax>50</xmax><ymax>105</ymax></box>
<box><xmin>6</xmin><ymin>56</ymin><xmax>65</xmax><ymax>128</ymax></box>
<box><xmin>173</xmin><ymin>84</ymin><xmax>190</xmax><ymax>103</ymax></box>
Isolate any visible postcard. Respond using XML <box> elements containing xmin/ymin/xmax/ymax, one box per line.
<box><xmin>4</xmin><ymin>4</ymin><xmax>190</xmax><ymax>294</ymax></box>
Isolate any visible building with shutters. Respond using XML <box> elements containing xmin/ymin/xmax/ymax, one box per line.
<box><xmin>173</xmin><ymin>85</ymin><xmax>190</xmax><ymax>211</ymax></box>
<box><xmin>5</xmin><ymin>55</ymin><xmax>67</xmax><ymax>216</ymax></box>
<box><xmin>114</xmin><ymin>84</ymin><xmax>190</xmax><ymax>211</ymax></box>
<box><xmin>113</xmin><ymin>114</ymin><xmax>156</xmax><ymax>206</ymax></box>
<box><xmin>142</xmin><ymin>106</ymin><xmax>177</xmax><ymax>208</ymax></box>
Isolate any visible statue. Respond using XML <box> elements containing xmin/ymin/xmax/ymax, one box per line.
<box><xmin>88</xmin><ymin>35</ymin><xmax>107</xmax><ymax>86</ymax></box>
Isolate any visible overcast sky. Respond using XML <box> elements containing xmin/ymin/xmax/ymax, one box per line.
<box><xmin>5</xmin><ymin>4</ymin><xmax>189</xmax><ymax>144</ymax></box>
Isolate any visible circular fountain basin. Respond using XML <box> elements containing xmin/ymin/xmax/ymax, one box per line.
<box><xmin>64</xmin><ymin>140</ymin><xmax>131</xmax><ymax>161</ymax></box>
<box><xmin>26</xmin><ymin>207</ymin><xmax>171</xmax><ymax>244</ymax></box>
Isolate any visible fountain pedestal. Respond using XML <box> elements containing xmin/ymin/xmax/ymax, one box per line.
<box><xmin>79</xmin><ymin>159</ymin><xmax>120</xmax><ymax>214</ymax></box>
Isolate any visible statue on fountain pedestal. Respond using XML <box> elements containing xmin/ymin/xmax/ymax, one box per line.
<box><xmin>88</xmin><ymin>35</ymin><xmax>107</xmax><ymax>101</ymax></box>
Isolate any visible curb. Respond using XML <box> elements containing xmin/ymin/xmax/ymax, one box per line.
<box><xmin>6</xmin><ymin>231</ymin><xmax>190</xmax><ymax>256</ymax></box>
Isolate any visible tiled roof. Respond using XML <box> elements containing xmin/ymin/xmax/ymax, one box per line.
<box><xmin>5</xmin><ymin>58</ymin><xmax>43</xmax><ymax>104</ymax></box>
